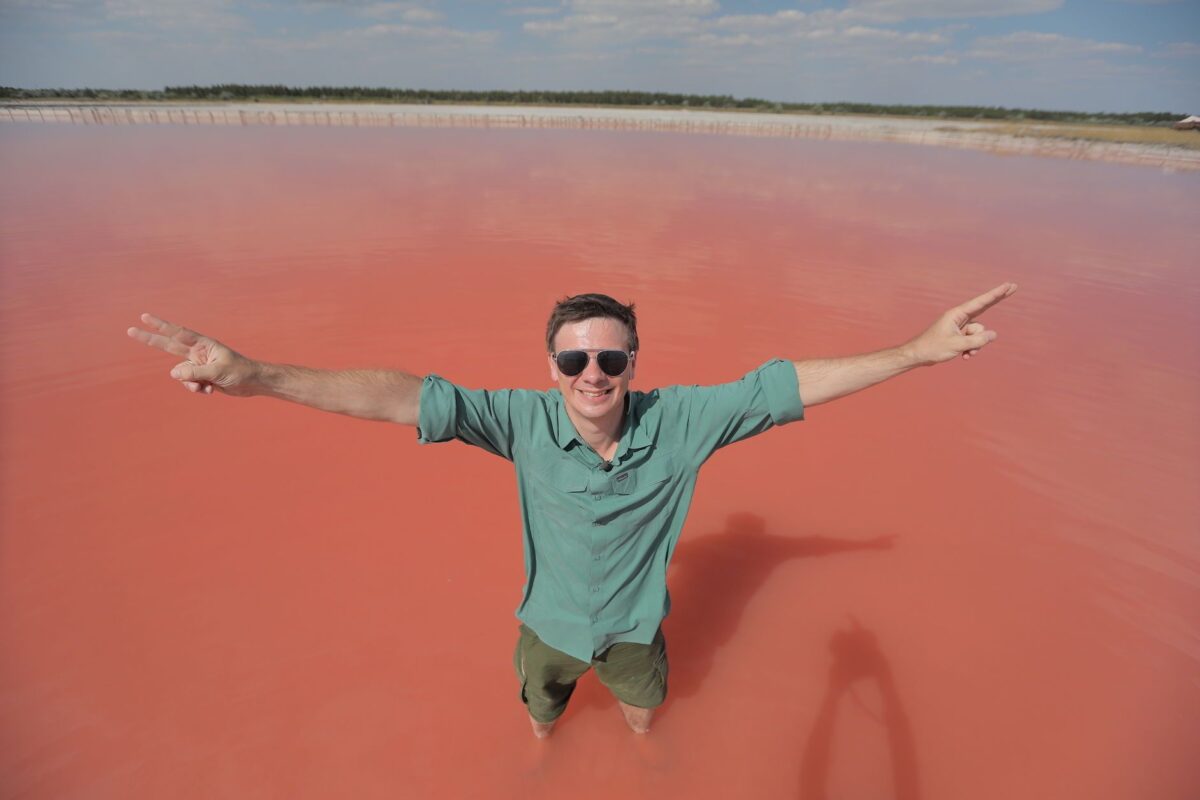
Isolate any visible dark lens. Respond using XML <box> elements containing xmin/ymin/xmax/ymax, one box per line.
<box><xmin>556</xmin><ymin>350</ymin><xmax>588</xmax><ymax>376</ymax></box>
<box><xmin>596</xmin><ymin>351</ymin><xmax>629</xmax><ymax>377</ymax></box>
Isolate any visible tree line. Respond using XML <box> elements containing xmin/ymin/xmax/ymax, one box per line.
<box><xmin>0</xmin><ymin>85</ymin><xmax>1183</xmax><ymax>126</ymax></box>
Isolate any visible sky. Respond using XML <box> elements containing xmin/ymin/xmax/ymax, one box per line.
<box><xmin>1</xmin><ymin>0</ymin><xmax>1197</xmax><ymax>113</ymax></box>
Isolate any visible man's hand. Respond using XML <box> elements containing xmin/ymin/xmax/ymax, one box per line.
<box><xmin>792</xmin><ymin>282</ymin><xmax>1018</xmax><ymax>407</ymax></box>
<box><xmin>126</xmin><ymin>313</ymin><xmax>260</xmax><ymax>396</ymax></box>
<box><xmin>127</xmin><ymin>314</ymin><xmax>422</xmax><ymax>423</ymax></box>
<box><xmin>904</xmin><ymin>282</ymin><xmax>1018</xmax><ymax>366</ymax></box>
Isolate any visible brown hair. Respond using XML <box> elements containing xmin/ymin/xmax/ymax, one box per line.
<box><xmin>545</xmin><ymin>293</ymin><xmax>639</xmax><ymax>353</ymax></box>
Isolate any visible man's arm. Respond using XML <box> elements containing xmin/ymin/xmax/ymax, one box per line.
<box><xmin>253</xmin><ymin>364</ymin><xmax>422</xmax><ymax>425</ymax></box>
<box><xmin>793</xmin><ymin>347</ymin><xmax>919</xmax><ymax>409</ymax></box>
<box><xmin>794</xmin><ymin>283</ymin><xmax>1017</xmax><ymax>409</ymax></box>
<box><xmin>127</xmin><ymin>313</ymin><xmax>422</xmax><ymax>426</ymax></box>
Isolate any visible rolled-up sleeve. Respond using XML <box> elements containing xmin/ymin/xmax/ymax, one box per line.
<box><xmin>757</xmin><ymin>357</ymin><xmax>806</xmax><ymax>426</ymax></box>
<box><xmin>416</xmin><ymin>374</ymin><xmax>521</xmax><ymax>461</ymax></box>
<box><xmin>665</xmin><ymin>359</ymin><xmax>804</xmax><ymax>465</ymax></box>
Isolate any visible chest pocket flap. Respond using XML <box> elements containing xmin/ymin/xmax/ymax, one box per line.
<box><xmin>613</xmin><ymin>453</ymin><xmax>675</xmax><ymax>495</ymax></box>
<box><xmin>533</xmin><ymin>455</ymin><xmax>590</xmax><ymax>493</ymax></box>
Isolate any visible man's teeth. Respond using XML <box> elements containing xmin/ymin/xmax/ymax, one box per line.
<box><xmin>580</xmin><ymin>389</ymin><xmax>611</xmax><ymax>397</ymax></box>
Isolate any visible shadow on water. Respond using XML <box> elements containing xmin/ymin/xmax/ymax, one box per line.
<box><xmin>563</xmin><ymin>512</ymin><xmax>896</xmax><ymax>716</ymax></box>
<box><xmin>561</xmin><ymin>512</ymin><xmax>918</xmax><ymax>794</ymax></box>
<box><xmin>798</xmin><ymin>618</ymin><xmax>921</xmax><ymax>800</ymax></box>
<box><xmin>665</xmin><ymin>512</ymin><xmax>896</xmax><ymax>702</ymax></box>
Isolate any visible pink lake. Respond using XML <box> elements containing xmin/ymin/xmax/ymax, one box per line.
<box><xmin>1</xmin><ymin>122</ymin><xmax>1198</xmax><ymax>799</ymax></box>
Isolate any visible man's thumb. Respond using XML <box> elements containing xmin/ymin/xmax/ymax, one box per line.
<box><xmin>170</xmin><ymin>360</ymin><xmax>216</xmax><ymax>382</ymax></box>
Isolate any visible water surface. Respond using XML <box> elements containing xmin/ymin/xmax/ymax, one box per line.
<box><xmin>1</xmin><ymin>123</ymin><xmax>1197</xmax><ymax>799</ymax></box>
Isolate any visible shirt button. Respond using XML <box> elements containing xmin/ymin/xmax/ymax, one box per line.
<box><xmin>591</xmin><ymin>615</ymin><xmax>598</xmax><ymax>622</ymax></box>
<box><xmin>593</xmin><ymin>555</ymin><xmax>601</xmax><ymax>561</ymax></box>
<box><xmin>592</xmin><ymin>586</ymin><xmax>600</xmax><ymax>592</ymax></box>
<box><xmin>591</xmin><ymin>493</ymin><xmax>602</xmax><ymax>499</ymax></box>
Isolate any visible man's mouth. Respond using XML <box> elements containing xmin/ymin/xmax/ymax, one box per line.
<box><xmin>578</xmin><ymin>388</ymin><xmax>613</xmax><ymax>399</ymax></box>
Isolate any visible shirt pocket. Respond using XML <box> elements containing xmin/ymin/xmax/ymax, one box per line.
<box><xmin>613</xmin><ymin>452</ymin><xmax>675</xmax><ymax>495</ymax></box>
<box><xmin>532</xmin><ymin>454</ymin><xmax>590</xmax><ymax>493</ymax></box>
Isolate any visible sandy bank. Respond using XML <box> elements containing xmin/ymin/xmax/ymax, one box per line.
<box><xmin>3</xmin><ymin>101</ymin><xmax>1196</xmax><ymax>172</ymax></box>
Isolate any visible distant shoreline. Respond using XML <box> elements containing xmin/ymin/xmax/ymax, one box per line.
<box><xmin>3</xmin><ymin>101</ymin><xmax>1197</xmax><ymax>172</ymax></box>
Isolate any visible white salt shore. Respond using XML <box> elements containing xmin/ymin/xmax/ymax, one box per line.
<box><xmin>2</xmin><ymin>101</ymin><xmax>1196</xmax><ymax>172</ymax></box>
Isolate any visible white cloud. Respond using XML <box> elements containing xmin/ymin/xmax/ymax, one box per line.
<box><xmin>908</xmin><ymin>53</ymin><xmax>957</xmax><ymax>64</ymax></box>
<box><xmin>521</xmin><ymin>1</ymin><xmax>960</xmax><ymax>55</ymax></box>
<box><xmin>103</xmin><ymin>0</ymin><xmax>248</xmax><ymax>32</ymax></box>
<box><xmin>521</xmin><ymin>0</ymin><xmax>722</xmax><ymax>39</ymax></box>
<box><xmin>967</xmin><ymin>31</ymin><xmax>1141</xmax><ymax>61</ymax></box>
<box><xmin>841</xmin><ymin>25</ymin><xmax>945</xmax><ymax>44</ymax></box>
<box><xmin>358</xmin><ymin>4</ymin><xmax>443</xmax><ymax>21</ymax></box>
<box><xmin>502</xmin><ymin>5</ymin><xmax>561</xmax><ymax>15</ymax></box>
<box><xmin>689</xmin><ymin>31</ymin><xmax>758</xmax><ymax>48</ymax></box>
<box><xmin>299</xmin><ymin>0</ymin><xmax>440</xmax><ymax>19</ymax></box>
<box><xmin>524</xmin><ymin>14</ymin><xmax>617</xmax><ymax>34</ymax></box>
<box><xmin>3</xmin><ymin>0</ymin><xmax>94</xmax><ymax>11</ymax></box>
<box><xmin>706</xmin><ymin>7</ymin><xmax>898</xmax><ymax>36</ymax></box>
<box><xmin>523</xmin><ymin>6</ymin><xmax>708</xmax><ymax>41</ymax></box>
<box><xmin>345</xmin><ymin>22</ymin><xmax>499</xmax><ymax>42</ymax></box>
<box><xmin>567</xmin><ymin>0</ymin><xmax>718</xmax><ymax>12</ymax></box>
<box><xmin>847</xmin><ymin>0</ymin><xmax>1062</xmax><ymax>21</ymax></box>
<box><xmin>711</xmin><ymin>10</ymin><xmax>808</xmax><ymax>31</ymax></box>
<box><xmin>1158</xmin><ymin>41</ymin><xmax>1200</xmax><ymax>58</ymax></box>
<box><xmin>70</xmin><ymin>27</ymin><xmax>158</xmax><ymax>44</ymax></box>
<box><xmin>684</xmin><ymin>9</ymin><xmax>948</xmax><ymax>55</ymax></box>
<box><xmin>252</xmin><ymin>20</ymin><xmax>498</xmax><ymax>53</ymax></box>
<box><xmin>510</xmin><ymin>47</ymin><xmax>618</xmax><ymax>63</ymax></box>
<box><xmin>0</xmin><ymin>0</ymin><xmax>105</xmax><ymax>31</ymax></box>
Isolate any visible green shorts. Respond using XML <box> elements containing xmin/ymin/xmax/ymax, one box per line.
<box><xmin>513</xmin><ymin>623</ymin><xmax>669</xmax><ymax>724</ymax></box>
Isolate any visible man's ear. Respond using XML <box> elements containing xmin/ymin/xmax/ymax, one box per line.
<box><xmin>628</xmin><ymin>351</ymin><xmax>637</xmax><ymax>381</ymax></box>
<box><xmin>548</xmin><ymin>352</ymin><xmax>560</xmax><ymax>382</ymax></box>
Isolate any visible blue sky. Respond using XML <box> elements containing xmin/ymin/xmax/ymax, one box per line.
<box><xmin>2</xmin><ymin>1</ymin><xmax>1197</xmax><ymax>113</ymax></box>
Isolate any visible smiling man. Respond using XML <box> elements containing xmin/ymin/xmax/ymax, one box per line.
<box><xmin>127</xmin><ymin>284</ymin><xmax>1017</xmax><ymax>738</ymax></box>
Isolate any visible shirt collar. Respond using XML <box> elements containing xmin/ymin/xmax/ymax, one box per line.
<box><xmin>554</xmin><ymin>391</ymin><xmax>652</xmax><ymax>455</ymax></box>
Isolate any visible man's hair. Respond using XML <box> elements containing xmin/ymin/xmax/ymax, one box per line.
<box><xmin>545</xmin><ymin>293</ymin><xmax>639</xmax><ymax>353</ymax></box>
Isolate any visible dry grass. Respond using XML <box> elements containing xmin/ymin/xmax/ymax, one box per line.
<box><xmin>965</xmin><ymin>121</ymin><xmax>1200</xmax><ymax>151</ymax></box>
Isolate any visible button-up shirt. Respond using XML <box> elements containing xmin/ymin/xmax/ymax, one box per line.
<box><xmin>416</xmin><ymin>358</ymin><xmax>805</xmax><ymax>662</ymax></box>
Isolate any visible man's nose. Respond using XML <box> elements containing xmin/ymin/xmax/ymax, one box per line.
<box><xmin>581</xmin><ymin>355</ymin><xmax>607</xmax><ymax>383</ymax></box>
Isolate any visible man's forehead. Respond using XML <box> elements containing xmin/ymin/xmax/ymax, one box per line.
<box><xmin>554</xmin><ymin>317</ymin><xmax>630</xmax><ymax>349</ymax></box>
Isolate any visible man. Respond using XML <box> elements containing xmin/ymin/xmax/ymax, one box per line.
<box><xmin>127</xmin><ymin>283</ymin><xmax>1017</xmax><ymax>738</ymax></box>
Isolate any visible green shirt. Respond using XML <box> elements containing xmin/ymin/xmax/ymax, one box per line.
<box><xmin>416</xmin><ymin>358</ymin><xmax>805</xmax><ymax>663</ymax></box>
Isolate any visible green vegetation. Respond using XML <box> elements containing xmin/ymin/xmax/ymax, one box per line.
<box><xmin>0</xmin><ymin>84</ymin><xmax>1185</xmax><ymax>127</ymax></box>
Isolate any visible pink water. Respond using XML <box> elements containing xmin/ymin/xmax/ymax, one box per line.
<box><xmin>1</xmin><ymin>123</ymin><xmax>1198</xmax><ymax>799</ymax></box>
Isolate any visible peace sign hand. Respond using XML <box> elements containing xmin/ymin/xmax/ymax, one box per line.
<box><xmin>126</xmin><ymin>313</ymin><xmax>260</xmax><ymax>396</ymax></box>
<box><xmin>904</xmin><ymin>282</ymin><xmax>1018</xmax><ymax>366</ymax></box>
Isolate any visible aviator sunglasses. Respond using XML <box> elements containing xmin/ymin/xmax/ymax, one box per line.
<box><xmin>553</xmin><ymin>349</ymin><xmax>634</xmax><ymax>377</ymax></box>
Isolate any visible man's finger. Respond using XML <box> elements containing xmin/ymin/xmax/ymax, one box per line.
<box><xmin>141</xmin><ymin>313</ymin><xmax>202</xmax><ymax>346</ymax></box>
<box><xmin>963</xmin><ymin>331</ymin><xmax>997</xmax><ymax>350</ymax></box>
<box><xmin>170</xmin><ymin>360</ymin><xmax>217</xmax><ymax>383</ymax></box>
<box><xmin>127</xmin><ymin>326</ymin><xmax>191</xmax><ymax>357</ymax></box>
<box><xmin>950</xmin><ymin>283</ymin><xmax>1017</xmax><ymax>327</ymax></box>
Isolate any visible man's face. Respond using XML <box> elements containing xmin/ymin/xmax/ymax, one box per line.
<box><xmin>548</xmin><ymin>316</ymin><xmax>637</xmax><ymax>426</ymax></box>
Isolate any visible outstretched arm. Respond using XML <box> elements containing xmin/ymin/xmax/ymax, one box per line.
<box><xmin>126</xmin><ymin>313</ymin><xmax>423</xmax><ymax>425</ymax></box>
<box><xmin>793</xmin><ymin>282</ymin><xmax>1017</xmax><ymax>409</ymax></box>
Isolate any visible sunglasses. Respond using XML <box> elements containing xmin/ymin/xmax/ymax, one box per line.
<box><xmin>553</xmin><ymin>349</ymin><xmax>633</xmax><ymax>377</ymax></box>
